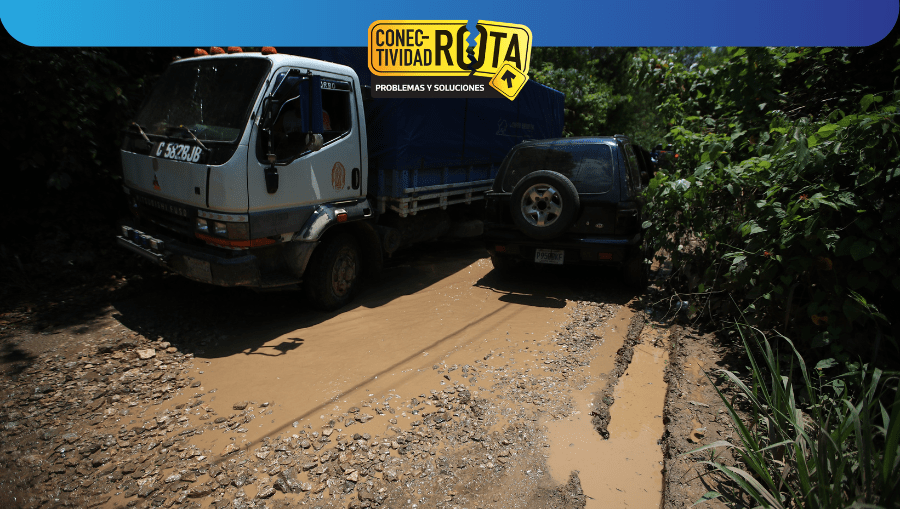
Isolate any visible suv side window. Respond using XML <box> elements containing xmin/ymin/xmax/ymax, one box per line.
<box><xmin>623</xmin><ymin>143</ymin><xmax>643</xmax><ymax>196</ymax></box>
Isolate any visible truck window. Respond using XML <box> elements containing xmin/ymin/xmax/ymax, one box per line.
<box><xmin>263</xmin><ymin>76</ymin><xmax>352</xmax><ymax>162</ymax></box>
<box><xmin>136</xmin><ymin>58</ymin><xmax>269</xmax><ymax>142</ymax></box>
<box><xmin>321</xmin><ymin>80</ymin><xmax>352</xmax><ymax>144</ymax></box>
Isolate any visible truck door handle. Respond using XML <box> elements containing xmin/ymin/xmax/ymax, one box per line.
<box><xmin>352</xmin><ymin>168</ymin><xmax>360</xmax><ymax>190</ymax></box>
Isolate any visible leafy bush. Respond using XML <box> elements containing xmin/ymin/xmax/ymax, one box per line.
<box><xmin>0</xmin><ymin>35</ymin><xmax>182</xmax><ymax>241</ymax></box>
<box><xmin>531</xmin><ymin>63</ymin><xmax>626</xmax><ymax>137</ymax></box>
<box><xmin>636</xmin><ymin>45</ymin><xmax>900</xmax><ymax>366</ymax></box>
<box><xmin>529</xmin><ymin>47</ymin><xmax>665</xmax><ymax>145</ymax></box>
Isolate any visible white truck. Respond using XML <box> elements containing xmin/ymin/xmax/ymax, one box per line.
<box><xmin>117</xmin><ymin>48</ymin><xmax>563</xmax><ymax>309</ymax></box>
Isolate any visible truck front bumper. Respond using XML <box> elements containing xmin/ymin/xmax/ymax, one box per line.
<box><xmin>117</xmin><ymin>223</ymin><xmax>293</xmax><ymax>288</ymax></box>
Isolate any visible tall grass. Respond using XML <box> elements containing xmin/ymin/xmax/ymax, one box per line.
<box><xmin>687</xmin><ymin>326</ymin><xmax>900</xmax><ymax>508</ymax></box>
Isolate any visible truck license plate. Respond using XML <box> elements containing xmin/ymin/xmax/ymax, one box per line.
<box><xmin>535</xmin><ymin>249</ymin><xmax>564</xmax><ymax>265</ymax></box>
<box><xmin>184</xmin><ymin>257</ymin><xmax>212</xmax><ymax>282</ymax></box>
<box><xmin>154</xmin><ymin>141</ymin><xmax>205</xmax><ymax>163</ymax></box>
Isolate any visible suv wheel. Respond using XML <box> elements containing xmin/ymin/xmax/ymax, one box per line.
<box><xmin>510</xmin><ymin>170</ymin><xmax>580</xmax><ymax>240</ymax></box>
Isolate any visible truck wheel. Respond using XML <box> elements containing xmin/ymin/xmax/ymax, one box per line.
<box><xmin>510</xmin><ymin>170</ymin><xmax>580</xmax><ymax>240</ymax></box>
<box><xmin>304</xmin><ymin>233</ymin><xmax>361</xmax><ymax>311</ymax></box>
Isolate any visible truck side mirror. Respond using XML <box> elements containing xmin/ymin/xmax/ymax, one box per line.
<box><xmin>260</xmin><ymin>96</ymin><xmax>282</xmax><ymax>130</ymax></box>
<box><xmin>261</xmin><ymin>71</ymin><xmax>325</xmax><ymax>161</ymax></box>
<box><xmin>262</xmin><ymin>75</ymin><xmax>323</xmax><ymax>134</ymax></box>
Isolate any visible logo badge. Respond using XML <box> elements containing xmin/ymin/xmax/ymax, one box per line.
<box><xmin>489</xmin><ymin>63</ymin><xmax>529</xmax><ymax>100</ymax></box>
<box><xmin>331</xmin><ymin>162</ymin><xmax>346</xmax><ymax>191</ymax></box>
<box><xmin>368</xmin><ymin>20</ymin><xmax>533</xmax><ymax>100</ymax></box>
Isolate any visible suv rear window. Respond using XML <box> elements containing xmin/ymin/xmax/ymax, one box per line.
<box><xmin>500</xmin><ymin>141</ymin><xmax>614</xmax><ymax>193</ymax></box>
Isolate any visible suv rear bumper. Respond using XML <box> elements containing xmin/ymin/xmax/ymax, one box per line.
<box><xmin>483</xmin><ymin>226</ymin><xmax>641</xmax><ymax>265</ymax></box>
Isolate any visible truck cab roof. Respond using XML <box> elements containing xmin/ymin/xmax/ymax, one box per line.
<box><xmin>177</xmin><ymin>52</ymin><xmax>361</xmax><ymax>83</ymax></box>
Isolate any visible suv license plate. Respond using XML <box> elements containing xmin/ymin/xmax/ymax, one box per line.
<box><xmin>535</xmin><ymin>249</ymin><xmax>564</xmax><ymax>265</ymax></box>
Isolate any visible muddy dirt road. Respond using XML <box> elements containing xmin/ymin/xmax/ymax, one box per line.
<box><xmin>0</xmin><ymin>244</ymin><xmax>672</xmax><ymax>509</ymax></box>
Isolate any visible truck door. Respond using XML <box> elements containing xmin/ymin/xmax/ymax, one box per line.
<box><xmin>248</xmin><ymin>69</ymin><xmax>363</xmax><ymax>218</ymax></box>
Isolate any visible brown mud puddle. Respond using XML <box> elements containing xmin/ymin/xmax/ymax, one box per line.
<box><xmin>546</xmin><ymin>310</ymin><xmax>669</xmax><ymax>509</ymax></box>
<box><xmin>160</xmin><ymin>257</ymin><xmax>572</xmax><ymax>457</ymax></box>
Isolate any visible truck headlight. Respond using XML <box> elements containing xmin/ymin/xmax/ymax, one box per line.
<box><xmin>194</xmin><ymin>215</ymin><xmax>251</xmax><ymax>244</ymax></box>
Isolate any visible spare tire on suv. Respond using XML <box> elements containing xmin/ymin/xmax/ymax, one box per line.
<box><xmin>509</xmin><ymin>170</ymin><xmax>580</xmax><ymax>240</ymax></box>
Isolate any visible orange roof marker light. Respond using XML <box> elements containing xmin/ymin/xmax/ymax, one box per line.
<box><xmin>210</xmin><ymin>47</ymin><xmax>226</xmax><ymax>55</ymax></box>
<box><xmin>227</xmin><ymin>47</ymin><xmax>243</xmax><ymax>53</ymax></box>
<box><xmin>261</xmin><ymin>47</ymin><xmax>278</xmax><ymax>55</ymax></box>
<box><xmin>193</xmin><ymin>48</ymin><xmax>209</xmax><ymax>56</ymax></box>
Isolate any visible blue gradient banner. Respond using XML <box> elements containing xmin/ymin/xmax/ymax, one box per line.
<box><xmin>1</xmin><ymin>0</ymin><xmax>897</xmax><ymax>47</ymax></box>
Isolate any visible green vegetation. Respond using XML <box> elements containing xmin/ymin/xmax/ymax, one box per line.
<box><xmin>691</xmin><ymin>324</ymin><xmax>899</xmax><ymax>508</ymax></box>
<box><xmin>0</xmin><ymin>37</ymin><xmax>183</xmax><ymax>241</ymax></box>
<box><xmin>3</xmin><ymin>39</ymin><xmax>898</xmax><ymax>506</ymax></box>
<box><xmin>630</xmin><ymin>44</ymin><xmax>900</xmax><ymax>508</ymax></box>
<box><xmin>636</xmin><ymin>45</ymin><xmax>900</xmax><ymax>369</ymax></box>
<box><xmin>530</xmin><ymin>47</ymin><xmax>665</xmax><ymax>146</ymax></box>
<box><xmin>531</xmin><ymin>42</ymin><xmax>900</xmax><ymax>508</ymax></box>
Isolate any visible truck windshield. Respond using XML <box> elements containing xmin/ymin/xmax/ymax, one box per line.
<box><xmin>135</xmin><ymin>58</ymin><xmax>270</xmax><ymax>143</ymax></box>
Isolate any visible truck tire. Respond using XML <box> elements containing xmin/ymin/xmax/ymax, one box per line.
<box><xmin>304</xmin><ymin>233</ymin><xmax>361</xmax><ymax>311</ymax></box>
<box><xmin>510</xmin><ymin>170</ymin><xmax>580</xmax><ymax>240</ymax></box>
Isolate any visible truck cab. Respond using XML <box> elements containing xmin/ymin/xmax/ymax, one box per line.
<box><xmin>118</xmin><ymin>52</ymin><xmax>380</xmax><ymax>310</ymax></box>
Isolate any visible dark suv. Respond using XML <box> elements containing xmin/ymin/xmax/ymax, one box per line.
<box><xmin>483</xmin><ymin>136</ymin><xmax>651</xmax><ymax>288</ymax></box>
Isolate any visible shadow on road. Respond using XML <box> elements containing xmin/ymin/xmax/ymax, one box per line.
<box><xmin>475</xmin><ymin>262</ymin><xmax>641</xmax><ymax>309</ymax></box>
<box><xmin>0</xmin><ymin>338</ymin><xmax>37</xmax><ymax>375</ymax></box>
<box><xmin>109</xmin><ymin>241</ymin><xmax>488</xmax><ymax>360</ymax></box>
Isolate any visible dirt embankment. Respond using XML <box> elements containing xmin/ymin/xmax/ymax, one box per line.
<box><xmin>660</xmin><ymin>328</ymin><xmax>746</xmax><ymax>509</ymax></box>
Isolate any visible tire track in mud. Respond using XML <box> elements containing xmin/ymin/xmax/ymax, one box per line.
<box><xmin>543</xmin><ymin>304</ymin><xmax>670</xmax><ymax>509</ymax></box>
<box><xmin>588</xmin><ymin>311</ymin><xmax>647</xmax><ymax>439</ymax></box>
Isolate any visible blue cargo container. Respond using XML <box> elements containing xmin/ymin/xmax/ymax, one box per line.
<box><xmin>284</xmin><ymin>48</ymin><xmax>565</xmax><ymax>213</ymax></box>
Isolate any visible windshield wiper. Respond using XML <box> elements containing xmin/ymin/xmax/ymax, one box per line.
<box><xmin>130</xmin><ymin>122</ymin><xmax>153</xmax><ymax>147</ymax></box>
<box><xmin>173</xmin><ymin>126</ymin><xmax>208</xmax><ymax>151</ymax></box>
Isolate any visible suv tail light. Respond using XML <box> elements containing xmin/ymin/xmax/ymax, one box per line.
<box><xmin>615</xmin><ymin>201</ymin><xmax>639</xmax><ymax>234</ymax></box>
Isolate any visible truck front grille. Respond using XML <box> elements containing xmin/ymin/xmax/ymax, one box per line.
<box><xmin>134</xmin><ymin>194</ymin><xmax>195</xmax><ymax>237</ymax></box>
